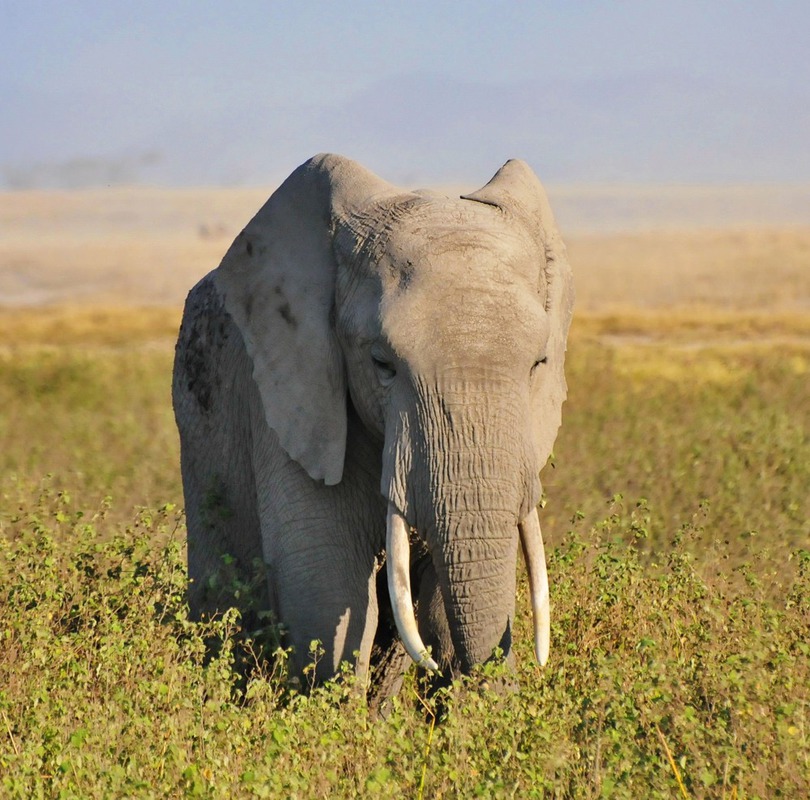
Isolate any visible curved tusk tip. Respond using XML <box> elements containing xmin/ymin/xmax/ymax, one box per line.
<box><xmin>535</xmin><ymin>627</ymin><xmax>550</xmax><ymax>667</ymax></box>
<box><xmin>535</xmin><ymin>632</ymin><xmax>550</xmax><ymax>666</ymax></box>
<box><xmin>418</xmin><ymin>654</ymin><xmax>439</xmax><ymax>672</ymax></box>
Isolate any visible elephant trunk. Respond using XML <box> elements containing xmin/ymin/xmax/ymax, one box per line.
<box><xmin>386</xmin><ymin>502</ymin><xmax>516</xmax><ymax>672</ymax></box>
<box><xmin>383</xmin><ymin>375</ymin><xmax>550</xmax><ymax>672</ymax></box>
<box><xmin>428</xmin><ymin>502</ymin><xmax>520</xmax><ymax>671</ymax></box>
<box><xmin>386</xmin><ymin>503</ymin><xmax>550</xmax><ymax>672</ymax></box>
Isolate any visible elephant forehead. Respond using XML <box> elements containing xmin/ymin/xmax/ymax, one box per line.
<box><xmin>381</xmin><ymin>258</ymin><xmax>549</xmax><ymax>372</ymax></box>
<box><xmin>347</xmin><ymin>194</ymin><xmax>540</xmax><ymax>282</ymax></box>
<box><xmin>381</xmin><ymin>210</ymin><xmax>540</xmax><ymax>286</ymax></box>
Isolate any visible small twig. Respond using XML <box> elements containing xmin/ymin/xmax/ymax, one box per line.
<box><xmin>655</xmin><ymin>724</ymin><xmax>689</xmax><ymax>800</ymax></box>
<box><xmin>1</xmin><ymin>708</ymin><xmax>20</xmax><ymax>756</ymax></box>
<box><xmin>414</xmin><ymin>688</ymin><xmax>436</xmax><ymax>800</ymax></box>
<box><xmin>590</xmin><ymin>709</ymin><xmax>605</xmax><ymax>787</ymax></box>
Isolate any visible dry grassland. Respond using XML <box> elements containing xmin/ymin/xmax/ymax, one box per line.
<box><xmin>569</xmin><ymin>228</ymin><xmax>810</xmax><ymax>312</ymax></box>
<box><xmin>2</xmin><ymin>184</ymin><xmax>808</xmax><ymax>545</ymax></box>
<box><xmin>0</xmin><ymin>187</ymin><xmax>266</xmax><ymax>307</ymax></box>
<box><xmin>1</xmin><ymin>186</ymin><xmax>809</xmax><ymax>797</ymax></box>
<box><xmin>2</xmin><ymin>184</ymin><xmax>810</xmax><ymax>316</ymax></box>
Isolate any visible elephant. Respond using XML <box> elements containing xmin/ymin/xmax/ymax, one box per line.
<box><xmin>172</xmin><ymin>153</ymin><xmax>573</xmax><ymax>701</ymax></box>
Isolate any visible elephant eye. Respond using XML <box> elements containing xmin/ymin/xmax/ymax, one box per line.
<box><xmin>531</xmin><ymin>356</ymin><xmax>548</xmax><ymax>375</ymax></box>
<box><xmin>372</xmin><ymin>355</ymin><xmax>397</xmax><ymax>385</ymax></box>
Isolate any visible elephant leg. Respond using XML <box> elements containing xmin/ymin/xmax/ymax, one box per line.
<box><xmin>263</xmin><ymin>517</ymin><xmax>381</xmax><ymax>684</ymax></box>
<box><xmin>367</xmin><ymin>567</ymin><xmax>411</xmax><ymax>716</ymax></box>
<box><xmin>252</xmin><ymin>409</ymin><xmax>384</xmax><ymax>686</ymax></box>
<box><xmin>179</xmin><ymin>436</ymin><xmax>264</xmax><ymax>622</ymax></box>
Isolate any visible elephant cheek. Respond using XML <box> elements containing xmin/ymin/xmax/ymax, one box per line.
<box><xmin>344</xmin><ymin>360</ymin><xmax>387</xmax><ymax>442</ymax></box>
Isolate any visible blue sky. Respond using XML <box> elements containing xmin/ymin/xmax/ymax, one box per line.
<box><xmin>2</xmin><ymin>1</ymin><xmax>808</xmax><ymax>187</ymax></box>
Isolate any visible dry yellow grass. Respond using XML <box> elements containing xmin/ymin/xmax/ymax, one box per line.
<box><xmin>2</xmin><ymin>187</ymin><xmax>809</xmax><ymax>798</ymax></box>
<box><xmin>573</xmin><ymin>307</ymin><xmax>810</xmax><ymax>342</ymax></box>
<box><xmin>0</xmin><ymin>187</ymin><xmax>269</xmax><ymax>307</ymax></box>
<box><xmin>4</xmin><ymin>305</ymin><xmax>809</xmax><ymax>354</ymax></box>
<box><xmin>567</xmin><ymin>228</ymin><xmax>810</xmax><ymax>312</ymax></box>
<box><xmin>0</xmin><ymin>306</ymin><xmax>181</xmax><ymax>348</ymax></box>
<box><xmin>2</xmin><ymin>186</ymin><xmax>809</xmax><ymax>344</ymax></box>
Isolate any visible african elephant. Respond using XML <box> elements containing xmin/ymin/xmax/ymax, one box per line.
<box><xmin>172</xmin><ymin>154</ymin><xmax>573</xmax><ymax>699</ymax></box>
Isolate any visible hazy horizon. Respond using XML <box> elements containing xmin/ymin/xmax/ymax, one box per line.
<box><xmin>3</xmin><ymin>2</ymin><xmax>809</xmax><ymax>190</ymax></box>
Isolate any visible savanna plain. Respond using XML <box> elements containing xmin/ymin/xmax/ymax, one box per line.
<box><xmin>1</xmin><ymin>185</ymin><xmax>808</xmax><ymax>798</ymax></box>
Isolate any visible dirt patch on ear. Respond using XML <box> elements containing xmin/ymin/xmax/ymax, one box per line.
<box><xmin>176</xmin><ymin>276</ymin><xmax>230</xmax><ymax>414</ymax></box>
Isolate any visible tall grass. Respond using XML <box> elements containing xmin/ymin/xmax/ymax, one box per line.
<box><xmin>548</xmin><ymin>334</ymin><xmax>810</xmax><ymax>575</ymax></box>
<box><xmin>1</xmin><ymin>308</ymin><xmax>808</xmax><ymax>797</ymax></box>
<box><xmin>0</xmin><ymin>347</ymin><xmax>180</xmax><ymax>523</ymax></box>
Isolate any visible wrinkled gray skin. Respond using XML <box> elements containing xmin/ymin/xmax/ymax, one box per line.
<box><xmin>173</xmin><ymin>154</ymin><xmax>573</xmax><ymax>702</ymax></box>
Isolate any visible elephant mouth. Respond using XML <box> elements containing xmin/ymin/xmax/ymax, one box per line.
<box><xmin>385</xmin><ymin>502</ymin><xmax>550</xmax><ymax>673</ymax></box>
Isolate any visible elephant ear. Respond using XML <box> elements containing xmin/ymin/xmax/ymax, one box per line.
<box><xmin>462</xmin><ymin>160</ymin><xmax>575</xmax><ymax>469</ymax></box>
<box><xmin>213</xmin><ymin>153</ymin><xmax>394</xmax><ymax>485</ymax></box>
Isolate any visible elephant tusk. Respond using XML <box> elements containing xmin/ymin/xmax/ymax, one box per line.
<box><xmin>385</xmin><ymin>503</ymin><xmax>439</xmax><ymax>672</ymax></box>
<box><xmin>519</xmin><ymin>507</ymin><xmax>550</xmax><ymax>666</ymax></box>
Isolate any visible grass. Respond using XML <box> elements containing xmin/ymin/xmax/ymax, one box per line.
<box><xmin>573</xmin><ymin>308</ymin><xmax>810</xmax><ymax>343</ymax></box>
<box><xmin>0</xmin><ymin>306</ymin><xmax>181</xmax><ymax>348</ymax></box>
<box><xmin>567</xmin><ymin>227</ymin><xmax>810</xmax><ymax>312</ymax></box>
<box><xmin>0</xmin><ymin>347</ymin><xmax>179</xmax><ymax>524</ymax></box>
<box><xmin>1</xmin><ymin>305</ymin><xmax>808</xmax><ymax>797</ymax></box>
<box><xmin>546</xmin><ymin>333</ymin><xmax>810</xmax><ymax>575</ymax></box>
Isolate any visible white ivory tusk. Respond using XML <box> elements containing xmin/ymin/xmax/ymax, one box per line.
<box><xmin>519</xmin><ymin>506</ymin><xmax>550</xmax><ymax>666</ymax></box>
<box><xmin>385</xmin><ymin>503</ymin><xmax>439</xmax><ymax>672</ymax></box>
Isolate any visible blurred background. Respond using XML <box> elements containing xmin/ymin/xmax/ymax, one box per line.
<box><xmin>2</xmin><ymin>0</ymin><xmax>809</xmax><ymax>190</ymax></box>
<box><xmin>3</xmin><ymin>1</ymin><xmax>809</xmax><ymax>309</ymax></box>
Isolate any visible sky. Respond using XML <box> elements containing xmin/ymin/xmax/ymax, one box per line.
<box><xmin>2</xmin><ymin>1</ymin><xmax>809</xmax><ymax>189</ymax></box>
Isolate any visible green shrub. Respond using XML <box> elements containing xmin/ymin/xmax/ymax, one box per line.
<box><xmin>1</xmin><ymin>321</ymin><xmax>808</xmax><ymax>796</ymax></box>
<box><xmin>1</xmin><ymin>489</ymin><xmax>807</xmax><ymax>797</ymax></box>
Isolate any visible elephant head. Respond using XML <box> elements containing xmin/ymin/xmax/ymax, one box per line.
<box><xmin>200</xmin><ymin>154</ymin><xmax>572</xmax><ymax>678</ymax></box>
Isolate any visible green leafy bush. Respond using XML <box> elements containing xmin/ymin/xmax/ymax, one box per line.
<box><xmin>1</xmin><ymin>323</ymin><xmax>808</xmax><ymax>796</ymax></box>
<box><xmin>1</xmin><ymin>488</ymin><xmax>807</xmax><ymax>797</ymax></box>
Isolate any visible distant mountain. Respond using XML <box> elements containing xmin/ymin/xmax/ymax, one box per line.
<box><xmin>4</xmin><ymin>71</ymin><xmax>809</xmax><ymax>188</ymax></box>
